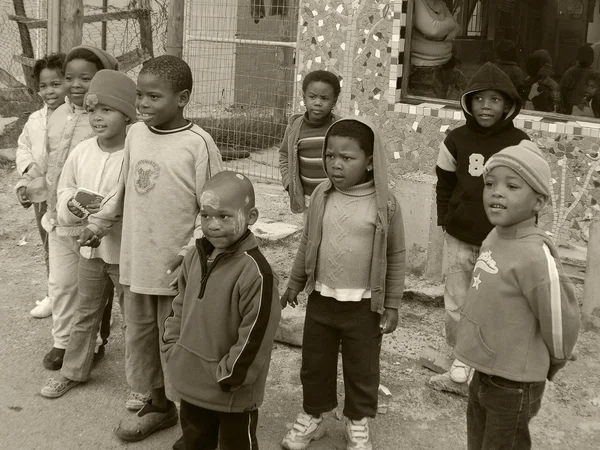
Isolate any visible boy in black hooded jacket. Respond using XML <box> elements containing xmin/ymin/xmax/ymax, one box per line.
<box><xmin>434</xmin><ymin>62</ymin><xmax>529</xmax><ymax>388</ymax></box>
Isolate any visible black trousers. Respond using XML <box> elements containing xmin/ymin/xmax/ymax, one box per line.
<box><xmin>177</xmin><ymin>400</ymin><xmax>259</xmax><ymax>450</ymax></box>
<box><xmin>301</xmin><ymin>291</ymin><xmax>382</xmax><ymax>420</ymax></box>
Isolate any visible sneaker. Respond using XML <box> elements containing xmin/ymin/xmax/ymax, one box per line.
<box><xmin>43</xmin><ymin>347</ymin><xmax>65</xmax><ymax>370</ymax></box>
<box><xmin>344</xmin><ymin>417</ymin><xmax>372</xmax><ymax>450</ymax></box>
<box><xmin>281</xmin><ymin>413</ymin><xmax>326</xmax><ymax>450</ymax></box>
<box><xmin>114</xmin><ymin>400</ymin><xmax>178</xmax><ymax>442</ymax></box>
<box><xmin>30</xmin><ymin>296</ymin><xmax>52</xmax><ymax>318</ymax></box>
<box><xmin>449</xmin><ymin>359</ymin><xmax>473</xmax><ymax>384</ymax></box>
<box><xmin>40</xmin><ymin>377</ymin><xmax>80</xmax><ymax>398</ymax></box>
<box><xmin>125</xmin><ymin>391</ymin><xmax>152</xmax><ymax>411</ymax></box>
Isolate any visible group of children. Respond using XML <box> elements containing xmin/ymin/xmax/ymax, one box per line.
<box><xmin>14</xmin><ymin>43</ymin><xmax>580</xmax><ymax>450</ymax></box>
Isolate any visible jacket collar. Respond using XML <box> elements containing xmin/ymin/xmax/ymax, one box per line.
<box><xmin>196</xmin><ymin>229</ymin><xmax>257</xmax><ymax>261</ymax></box>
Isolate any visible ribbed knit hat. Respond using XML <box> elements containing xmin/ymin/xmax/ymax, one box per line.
<box><xmin>484</xmin><ymin>140</ymin><xmax>551</xmax><ymax>198</ymax></box>
<box><xmin>83</xmin><ymin>70</ymin><xmax>137</xmax><ymax>122</ymax></box>
<box><xmin>67</xmin><ymin>45</ymin><xmax>119</xmax><ymax>70</ymax></box>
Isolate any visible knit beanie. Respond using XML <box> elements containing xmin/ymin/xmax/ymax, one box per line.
<box><xmin>67</xmin><ymin>45</ymin><xmax>119</xmax><ymax>70</ymax></box>
<box><xmin>83</xmin><ymin>70</ymin><xmax>137</xmax><ymax>122</ymax></box>
<box><xmin>577</xmin><ymin>44</ymin><xmax>594</xmax><ymax>67</ymax></box>
<box><xmin>484</xmin><ymin>140</ymin><xmax>551</xmax><ymax>198</ymax></box>
<box><xmin>496</xmin><ymin>39</ymin><xmax>518</xmax><ymax>63</ymax></box>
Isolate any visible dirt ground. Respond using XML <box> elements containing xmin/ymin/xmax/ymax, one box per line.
<box><xmin>1</xmin><ymin>165</ymin><xmax>600</xmax><ymax>450</ymax></box>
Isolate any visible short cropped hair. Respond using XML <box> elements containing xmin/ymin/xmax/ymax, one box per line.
<box><xmin>326</xmin><ymin>120</ymin><xmax>374</xmax><ymax>157</ymax></box>
<box><xmin>302</xmin><ymin>70</ymin><xmax>341</xmax><ymax>99</ymax></box>
<box><xmin>140</xmin><ymin>55</ymin><xmax>193</xmax><ymax>92</ymax></box>
<box><xmin>33</xmin><ymin>53</ymin><xmax>66</xmax><ymax>85</ymax></box>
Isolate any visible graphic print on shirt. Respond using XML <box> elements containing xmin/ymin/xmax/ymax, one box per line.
<box><xmin>134</xmin><ymin>159</ymin><xmax>160</xmax><ymax>195</ymax></box>
<box><xmin>468</xmin><ymin>153</ymin><xmax>485</xmax><ymax>176</ymax></box>
<box><xmin>472</xmin><ymin>250</ymin><xmax>498</xmax><ymax>290</ymax></box>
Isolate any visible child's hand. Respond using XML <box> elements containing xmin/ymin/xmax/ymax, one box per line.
<box><xmin>68</xmin><ymin>198</ymin><xmax>88</xmax><ymax>218</ymax></box>
<box><xmin>16</xmin><ymin>186</ymin><xmax>32</xmax><ymax>209</ymax></box>
<box><xmin>167</xmin><ymin>255</ymin><xmax>184</xmax><ymax>289</ymax></box>
<box><xmin>380</xmin><ymin>308</ymin><xmax>399</xmax><ymax>334</ymax></box>
<box><xmin>86</xmin><ymin>200</ymin><xmax>102</xmax><ymax>215</ymax></box>
<box><xmin>280</xmin><ymin>288</ymin><xmax>299</xmax><ymax>309</ymax></box>
<box><xmin>78</xmin><ymin>228</ymin><xmax>102</xmax><ymax>248</ymax></box>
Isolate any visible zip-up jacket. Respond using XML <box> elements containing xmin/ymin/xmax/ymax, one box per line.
<box><xmin>435</xmin><ymin>62</ymin><xmax>529</xmax><ymax>245</ymax></box>
<box><xmin>162</xmin><ymin>231</ymin><xmax>281</xmax><ymax>413</ymax></box>
<box><xmin>279</xmin><ymin>112</ymin><xmax>339</xmax><ymax>213</ymax></box>
<box><xmin>455</xmin><ymin>227</ymin><xmax>580</xmax><ymax>382</ymax></box>
<box><xmin>287</xmin><ymin>117</ymin><xmax>406</xmax><ymax>313</ymax></box>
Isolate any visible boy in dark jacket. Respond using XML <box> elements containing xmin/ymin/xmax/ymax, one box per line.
<box><xmin>455</xmin><ymin>140</ymin><xmax>580</xmax><ymax>449</ymax></box>
<box><xmin>162</xmin><ymin>171</ymin><xmax>281</xmax><ymax>450</ymax></box>
<box><xmin>434</xmin><ymin>62</ymin><xmax>529</xmax><ymax>388</ymax></box>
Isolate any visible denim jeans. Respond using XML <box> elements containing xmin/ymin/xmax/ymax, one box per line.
<box><xmin>301</xmin><ymin>292</ymin><xmax>381</xmax><ymax>420</ymax></box>
<box><xmin>60</xmin><ymin>257</ymin><xmax>123</xmax><ymax>382</ymax></box>
<box><xmin>467</xmin><ymin>371</ymin><xmax>546</xmax><ymax>450</ymax></box>
<box><xmin>444</xmin><ymin>233</ymin><xmax>480</xmax><ymax>347</ymax></box>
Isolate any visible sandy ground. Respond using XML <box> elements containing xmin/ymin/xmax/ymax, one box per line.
<box><xmin>1</xmin><ymin>166</ymin><xmax>600</xmax><ymax>450</ymax></box>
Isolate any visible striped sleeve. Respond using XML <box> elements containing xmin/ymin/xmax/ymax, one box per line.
<box><xmin>524</xmin><ymin>245</ymin><xmax>581</xmax><ymax>363</ymax></box>
<box><xmin>216</xmin><ymin>248</ymin><xmax>279</xmax><ymax>391</ymax></box>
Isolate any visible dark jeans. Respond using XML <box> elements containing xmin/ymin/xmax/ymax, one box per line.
<box><xmin>176</xmin><ymin>400</ymin><xmax>258</xmax><ymax>450</ymax></box>
<box><xmin>301</xmin><ymin>292</ymin><xmax>381</xmax><ymax>420</ymax></box>
<box><xmin>467</xmin><ymin>370</ymin><xmax>546</xmax><ymax>450</ymax></box>
<box><xmin>60</xmin><ymin>257</ymin><xmax>122</xmax><ymax>382</ymax></box>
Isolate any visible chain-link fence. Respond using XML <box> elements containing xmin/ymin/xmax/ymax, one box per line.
<box><xmin>184</xmin><ymin>0</ymin><xmax>300</xmax><ymax>181</ymax></box>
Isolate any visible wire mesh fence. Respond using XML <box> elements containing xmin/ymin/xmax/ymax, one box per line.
<box><xmin>184</xmin><ymin>0</ymin><xmax>299</xmax><ymax>181</ymax></box>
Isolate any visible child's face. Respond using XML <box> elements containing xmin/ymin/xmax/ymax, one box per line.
<box><xmin>483</xmin><ymin>166</ymin><xmax>545</xmax><ymax>231</ymax></box>
<box><xmin>87</xmin><ymin>102</ymin><xmax>129</xmax><ymax>145</ymax></box>
<box><xmin>585</xmin><ymin>80</ymin><xmax>599</xmax><ymax>98</ymax></box>
<box><xmin>64</xmin><ymin>59</ymin><xmax>99</xmax><ymax>107</ymax></box>
<box><xmin>471</xmin><ymin>89</ymin><xmax>510</xmax><ymax>128</ymax></box>
<box><xmin>200</xmin><ymin>190</ymin><xmax>258</xmax><ymax>251</ymax></box>
<box><xmin>303</xmin><ymin>81</ymin><xmax>336</xmax><ymax>122</ymax></box>
<box><xmin>324</xmin><ymin>136</ymin><xmax>373</xmax><ymax>190</ymax></box>
<box><xmin>136</xmin><ymin>73</ymin><xmax>189</xmax><ymax>130</ymax></box>
<box><xmin>38</xmin><ymin>68</ymin><xmax>67</xmax><ymax>110</ymax></box>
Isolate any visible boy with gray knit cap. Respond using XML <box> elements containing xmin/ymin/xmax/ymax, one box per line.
<box><xmin>455</xmin><ymin>139</ymin><xmax>581</xmax><ymax>450</ymax></box>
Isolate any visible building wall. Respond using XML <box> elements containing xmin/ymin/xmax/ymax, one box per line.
<box><xmin>295</xmin><ymin>0</ymin><xmax>600</xmax><ymax>258</ymax></box>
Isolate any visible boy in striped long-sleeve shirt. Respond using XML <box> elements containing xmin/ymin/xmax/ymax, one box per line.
<box><xmin>162</xmin><ymin>172</ymin><xmax>281</xmax><ymax>450</ymax></box>
<box><xmin>454</xmin><ymin>140</ymin><xmax>580</xmax><ymax>450</ymax></box>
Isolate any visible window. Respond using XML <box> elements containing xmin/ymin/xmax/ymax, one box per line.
<box><xmin>397</xmin><ymin>0</ymin><xmax>600</xmax><ymax>122</ymax></box>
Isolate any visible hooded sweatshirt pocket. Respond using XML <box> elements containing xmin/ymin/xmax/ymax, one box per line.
<box><xmin>456</xmin><ymin>313</ymin><xmax>497</xmax><ymax>367</ymax></box>
<box><xmin>166</xmin><ymin>343</ymin><xmax>229</xmax><ymax>405</ymax></box>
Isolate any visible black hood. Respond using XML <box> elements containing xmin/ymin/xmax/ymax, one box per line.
<box><xmin>460</xmin><ymin>62</ymin><xmax>523</xmax><ymax>136</ymax></box>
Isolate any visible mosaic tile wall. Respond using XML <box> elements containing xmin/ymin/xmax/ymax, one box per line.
<box><xmin>295</xmin><ymin>0</ymin><xmax>600</xmax><ymax>246</ymax></box>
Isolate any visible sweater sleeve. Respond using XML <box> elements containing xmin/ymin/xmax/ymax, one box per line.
<box><xmin>413</xmin><ymin>0</ymin><xmax>458</xmax><ymax>40</ymax></box>
<box><xmin>521</xmin><ymin>245</ymin><xmax>581</xmax><ymax>378</ymax></box>
<box><xmin>279</xmin><ymin>123</ymin><xmax>292</xmax><ymax>190</ymax></box>
<box><xmin>177</xmin><ymin>134</ymin><xmax>224</xmax><ymax>259</ymax></box>
<box><xmin>86</xmin><ymin>138</ymin><xmax>129</xmax><ymax>237</ymax></box>
<box><xmin>56</xmin><ymin>150</ymin><xmax>85</xmax><ymax>226</ymax></box>
<box><xmin>15</xmin><ymin>117</ymin><xmax>35</xmax><ymax>176</ymax></box>
<box><xmin>161</xmin><ymin>252</ymin><xmax>190</xmax><ymax>357</ymax></box>
<box><xmin>435</xmin><ymin>137</ymin><xmax>457</xmax><ymax>226</ymax></box>
<box><xmin>286</xmin><ymin>210</ymin><xmax>310</xmax><ymax>292</ymax></box>
<box><xmin>384</xmin><ymin>198</ymin><xmax>406</xmax><ymax>309</ymax></box>
<box><xmin>216</xmin><ymin>265</ymin><xmax>279</xmax><ymax>391</ymax></box>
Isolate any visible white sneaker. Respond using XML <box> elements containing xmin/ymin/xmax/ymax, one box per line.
<box><xmin>125</xmin><ymin>391</ymin><xmax>152</xmax><ymax>411</ymax></box>
<box><xmin>281</xmin><ymin>413</ymin><xmax>326</xmax><ymax>450</ymax></box>
<box><xmin>449</xmin><ymin>359</ymin><xmax>473</xmax><ymax>384</ymax></box>
<box><xmin>30</xmin><ymin>296</ymin><xmax>52</xmax><ymax>318</ymax></box>
<box><xmin>345</xmin><ymin>417</ymin><xmax>372</xmax><ymax>450</ymax></box>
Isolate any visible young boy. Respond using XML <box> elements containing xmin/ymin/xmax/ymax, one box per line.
<box><xmin>79</xmin><ymin>55</ymin><xmax>223</xmax><ymax>442</ymax></box>
<box><xmin>559</xmin><ymin>44</ymin><xmax>595</xmax><ymax>115</ymax></box>
<box><xmin>162</xmin><ymin>171</ymin><xmax>281</xmax><ymax>450</ymax></box>
<box><xmin>280</xmin><ymin>117</ymin><xmax>405</xmax><ymax>450</ymax></box>
<box><xmin>39</xmin><ymin>70</ymin><xmax>137</xmax><ymax>398</ymax></box>
<box><xmin>455</xmin><ymin>140</ymin><xmax>581</xmax><ymax>449</ymax></box>
<box><xmin>14</xmin><ymin>52</ymin><xmax>67</xmax><ymax>318</ymax></box>
<box><xmin>435</xmin><ymin>62</ymin><xmax>529</xmax><ymax>387</ymax></box>
<box><xmin>279</xmin><ymin>70</ymin><xmax>340</xmax><ymax>213</ymax></box>
<box><xmin>580</xmin><ymin>72</ymin><xmax>600</xmax><ymax>117</ymax></box>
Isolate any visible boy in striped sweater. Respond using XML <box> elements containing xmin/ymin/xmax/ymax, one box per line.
<box><xmin>454</xmin><ymin>140</ymin><xmax>580</xmax><ymax>450</ymax></box>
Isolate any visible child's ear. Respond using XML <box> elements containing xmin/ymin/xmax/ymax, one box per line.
<box><xmin>532</xmin><ymin>194</ymin><xmax>548</xmax><ymax>214</ymax></box>
<box><xmin>178</xmin><ymin>89</ymin><xmax>191</xmax><ymax>108</ymax></box>
<box><xmin>367</xmin><ymin>155</ymin><xmax>373</xmax><ymax>172</ymax></box>
<box><xmin>247</xmin><ymin>207</ymin><xmax>259</xmax><ymax>226</ymax></box>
